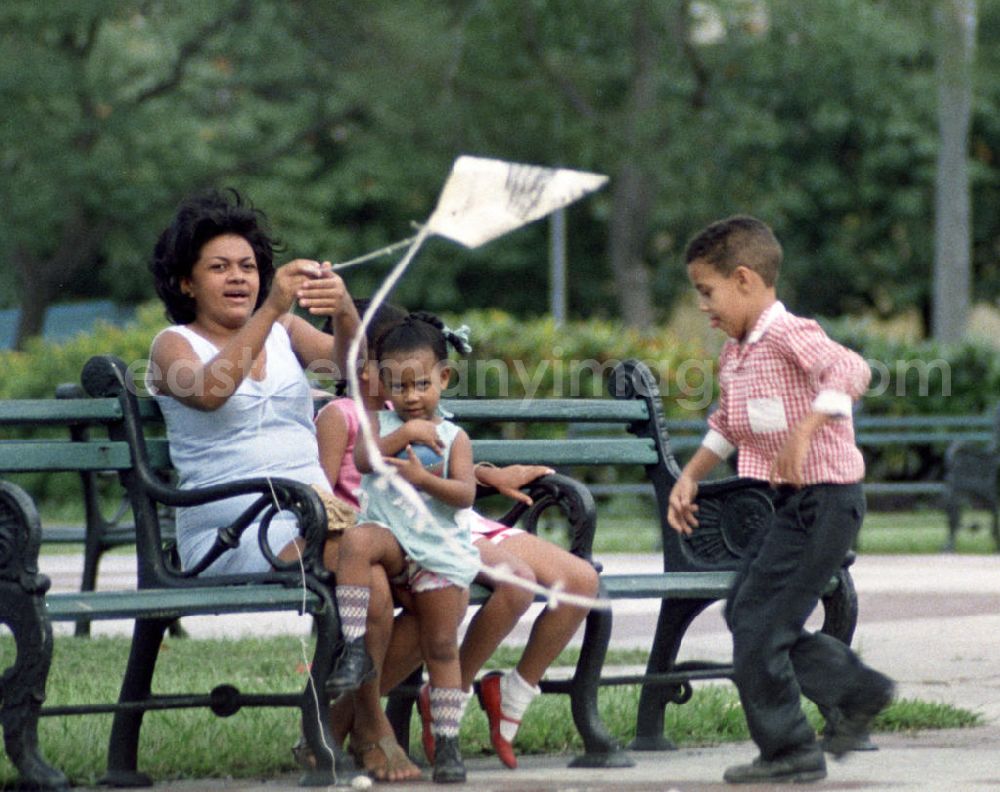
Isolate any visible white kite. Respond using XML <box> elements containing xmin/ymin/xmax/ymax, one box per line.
<box><xmin>343</xmin><ymin>155</ymin><xmax>610</xmax><ymax>611</ymax></box>
<box><xmin>332</xmin><ymin>156</ymin><xmax>608</xmax><ymax>269</ymax></box>
<box><xmin>427</xmin><ymin>156</ymin><xmax>609</xmax><ymax>248</ymax></box>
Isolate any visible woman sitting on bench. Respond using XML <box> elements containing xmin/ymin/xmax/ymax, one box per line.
<box><xmin>146</xmin><ymin>188</ymin><xmax>406</xmax><ymax>775</ymax></box>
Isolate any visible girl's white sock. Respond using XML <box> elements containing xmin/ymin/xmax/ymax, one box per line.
<box><xmin>498</xmin><ymin>670</ymin><xmax>540</xmax><ymax>741</ymax></box>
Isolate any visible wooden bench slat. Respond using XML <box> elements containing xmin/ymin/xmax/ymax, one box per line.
<box><xmin>0</xmin><ymin>397</ymin><xmax>161</xmax><ymax>427</ymax></box>
<box><xmin>46</xmin><ymin>586</ymin><xmax>321</xmax><ymax>621</ymax></box>
<box><xmin>445</xmin><ymin>399</ymin><xmax>649</xmax><ymax>423</ymax></box>
<box><xmin>0</xmin><ymin>398</ymin><xmax>123</xmax><ymax>424</ymax></box>
<box><xmin>588</xmin><ymin>481</ymin><xmax>951</xmax><ymax>499</ymax></box>
<box><xmin>601</xmin><ymin>572</ymin><xmax>841</xmax><ymax>600</ymax></box>
<box><xmin>855</xmin><ymin>413</ymin><xmax>994</xmax><ymax>430</ymax></box>
<box><xmin>863</xmin><ymin>482</ymin><xmax>947</xmax><ymax>496</ymax></box>
<box><xmin>471</xmin><ymin>437</ymin><xmax>659</xmax><ymax>466</ymax></box>
<box><xmin>603</xmin><ymin>572</ymin><xmax>736</xmax><ymax>599</ymax></box>
<box><xmin>856</xmin><ymin>430</ymin><xmax>993</xmax><ymax>446</ymax></box>
<box><xmin>42</xmin><ymin>524</ymin><xmax>147</xmax><ymax>545</ymax></box>
<box><xmin>0</xmin><ymin>439</ymin><xmax>171</xmax><ymax>472</ymax></box>
<box><xmin>0</xmin><ymin>440</ymin><xmax>133</xmax><ymax>471</ymax></box>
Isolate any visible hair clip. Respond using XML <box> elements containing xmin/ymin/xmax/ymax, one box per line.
<box><xmin>443</xmin><ymin>323</ymin><xmax>473</xmax><ymax>355</ymax></box>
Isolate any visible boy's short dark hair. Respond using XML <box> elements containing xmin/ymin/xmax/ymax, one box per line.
<box><xmin>683</xmin><ymin>215</ymin><xmax>782</xmax><ymax>287</ymax></box>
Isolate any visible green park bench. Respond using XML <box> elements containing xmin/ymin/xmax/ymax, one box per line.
<box><xmin>0</xmin><ymin>385</ymin><xmax>178</xmax><ymax>637</ymax></box>
<box><xmin>943</xmin><ymin>404</ymin><xmax>1000</xmax><ymax>551</ymax></box>
<box><xmin>0</xmin><ymin>356</ymin><xmax>859</xmax><ymax>788</ymax></box>
<box><xmin>0</xmin><ymin>355</ymin><xmax>344</xmax><ymax>790</ymax></box>
<box><xmin>577</xmin><ymin>406</ymin><xmax>1000</xmax><ymax>552</ymax></box>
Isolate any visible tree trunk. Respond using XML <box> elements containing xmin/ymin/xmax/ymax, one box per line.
<box><xmin>13</xmin><ymin>274</ymin><xmax>55</xmax><ymax>351</ymax></box>
<box><xmin>932</xmin><ymin>0</ymin><xmax>976</xmax><ymax>342</ymax></box>
<box><xmin>11</xmin><ymin>212</ymin><xmax>100</xmax><ymax>351</ymax></box>
<box><xmin>608</xmin><ymin>0</ymin><xmax>660</xmax><ymax>329</ymax></box>
<box><xmin>609</xmin><ymin>163</ymin><xmax>656</xmax><ymax>327</ymax></box>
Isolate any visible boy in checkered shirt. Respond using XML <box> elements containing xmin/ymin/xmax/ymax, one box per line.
<box><xmin>667</xmin><ymin>215</ymin><xmax>895</xmax><ymax>785</ymax></box>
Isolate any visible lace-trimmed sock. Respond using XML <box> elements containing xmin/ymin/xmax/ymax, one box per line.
<box><xmin>335</xmin><ymin>584</ymin><xmax>369</xmax><ymax>641</ymax></box>
<box><xmin>429</xmin><ymin>686</ymin><xmax>469</xmax><ymax>739</ymax></box>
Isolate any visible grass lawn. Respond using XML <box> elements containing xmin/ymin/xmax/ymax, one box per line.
<box><xmin>0</xmin><ymin>636</ymin><xmax>982</xmax><ymax>787</ymax></box>
<box><xmin>10</xmin><ymin>498</ymin><xmax>991</xmax><ymax>784</ymax></box>
<box><xmin>856</xmin><ymin>510</ymin><xmax>997</xmax><ymax>554</ymax></box>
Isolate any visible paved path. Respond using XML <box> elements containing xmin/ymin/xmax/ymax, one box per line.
<box><xmin>36</xmin><ymin>551</ymin><xmax>1000</xmax><ymax>790</ymax></box>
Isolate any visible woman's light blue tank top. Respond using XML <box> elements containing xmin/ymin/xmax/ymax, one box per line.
<box><xmin>150</xmin><ymin>323</ymin><xmax>329</xmax><ymax>575</ymax></box>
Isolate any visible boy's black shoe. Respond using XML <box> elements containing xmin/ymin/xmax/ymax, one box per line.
<box><xmin>432</xmin><ymin>735</ymin><xmax>466</xmax><ymax>784</ymax></box>
<box><xmin>723</xmin><ymin>745</ymin><xmax>826</xmax><ymax>784</ymax></box>
<box><xmin>825</xmin><ymin>671</ymin><xmax>896</xmax><ymax>758</ymax></box>
<box><xmin>325</xmin><ymin>638</ymin><xmax>374</xmax><ymax>695</ymax></box>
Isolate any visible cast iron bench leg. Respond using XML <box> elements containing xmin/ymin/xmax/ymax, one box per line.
<box><xmin>944</xmin><ymin>491</ymin><xmax>961</xmax><ymax>553</ymax></box>
<box><xmin>101</xmin><ymin>617</ymin><xmax>171</xmax><ymax>788</ymax></box>
<box><xmin>630</xmin><ymin>598</ymin><xmax>714</xmax><ymax>751</ymax></box>
<box><xmin>0</xmin><ymin>481</ymin><xmax>69</xmax><ymax>790</ymax></box>
<box><xmin>565</xmin><ymin>587</ymin><xmax>634</xmax><ymax>768</ymax></box>
<box><xmin>299</xmin><ymin>604</ymin><xmax>338</xmax><ymax>787</ymax></box>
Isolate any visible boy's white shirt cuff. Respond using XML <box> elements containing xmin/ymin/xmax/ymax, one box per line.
<box><xmin>702</xmin><ymin>429</ymin><xmax>736</xmax><ymax>460</ymax></box>
<box><xmin>812</xmin><ymin>389</ymin><xmax>852</xmax><ymax>418</ymax></box>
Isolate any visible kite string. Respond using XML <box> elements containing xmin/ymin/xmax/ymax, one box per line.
<box><xmin>252</xmin><ymin>393</ymin><xmax>338</xmax><ymax>781</ymax></box>
<box><xmin>345</xmin><ymin>225</ymin><xmax>474</xmax><ymax>562</ymax></box>
<box><xmin>344</xmin><ymin>226</ymin><xmax>610</xmax><ymax>613</ymax></box>
<box><xmin>330</xmin><ymin>235</ymin><xmax>417</xmax><ymax>272</ymax></box>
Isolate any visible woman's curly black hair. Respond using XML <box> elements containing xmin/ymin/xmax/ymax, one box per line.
<box><xmin>374</xmin><ymin>310</ymin><xmax>467</xmax><ymax>364</ymax></box>
<box><xmin>150</xmin><ymin>189</ymin><xmax>278</xmax><ymax>324</ymax></box>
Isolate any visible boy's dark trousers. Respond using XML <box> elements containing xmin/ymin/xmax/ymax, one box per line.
<box><xmin>725</xmin><ymin>483</ymin><xmax>871</xmax><ymax>759</ymax></box>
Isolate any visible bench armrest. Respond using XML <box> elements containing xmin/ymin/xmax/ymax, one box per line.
<box><xmin>80</xmin><ymin>354</ymin><xmax>330</xmax><ymax>583</ymax></box>
<box><xmin>945</xmin><ymin>439</ymin><xmax>999</xmax><ymax>505</ymax></box>
<box><xmin>154</xmin><ymin>476</ymin><xmax>330</xmax><ymax>579</ymax></box>
<box><xmin>946</xmin><ymin>439</ymin><xmax>998</xmax><ymax>467</ymax></box>
<box><xmin>488</xmin><ymin>472</ymin><xmax>600</xmax><ymax>571</ymax></box>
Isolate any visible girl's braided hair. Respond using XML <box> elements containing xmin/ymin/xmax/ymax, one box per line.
<box><xmin>374</xmin><ymin>310</ymin><xmax>469</xmax><ymax>364</ymax></box>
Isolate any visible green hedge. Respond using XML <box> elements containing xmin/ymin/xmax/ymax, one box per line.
<box><xmin>446</xmin><ymin>309</ymin><xmax>711</xmax><ymax>415</ymax></box>
<box><xmin>0</xmin><ymin>302</ymin><xmax>165</xmax><ymax>400</ymax></box>
<box><xmin>2</xmin><ymin>304</ymin><xmax>997</xmax><ymax>508</ymax></box>
<box><xmin>0</xmin><ymin>304</ymin><xmax>710</xmax><ymax>408</ymax></box>
<box><xmin>4</xmin><ymin>305</ymin><xmax>996</xmax><ymax>417</ymax></box>
<box><xmin>823</xmin><ymin>317</ymin><xmax>1000</xmax><ymax>417</ymax></box>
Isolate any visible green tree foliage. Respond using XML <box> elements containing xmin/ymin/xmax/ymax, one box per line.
<box><xmin>2</xmin><ymin>1</ymin><xmax>999</xmax><ymax>341</ymax></box>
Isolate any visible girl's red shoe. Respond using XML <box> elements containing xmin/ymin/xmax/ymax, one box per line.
<box><xmin>477</xmin><ymin>671</ymin><xmax>519</xmax><ymax>769</ymax></box>
<box><xmin>417</xmin><ymin>683</ymin><xmax>435</xmax><ymax>764</ymax></box>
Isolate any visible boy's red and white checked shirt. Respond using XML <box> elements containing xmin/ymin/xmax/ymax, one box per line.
<box><xmin>704</xmin><ymin>301</ymin><xmax>871</xmax><ymax>485</ymax></box>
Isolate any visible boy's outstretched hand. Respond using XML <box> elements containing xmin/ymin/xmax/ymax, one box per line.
<box><xmin>667</xmin><ymin>474</ymin><xmax>700</xmax><ymax>535</ymax></box>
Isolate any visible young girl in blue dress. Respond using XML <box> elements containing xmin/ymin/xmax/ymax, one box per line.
<box><xmin>330</xmin><ymin>311</ymin><xmax>478</xmax><ymax>784</ymax></box>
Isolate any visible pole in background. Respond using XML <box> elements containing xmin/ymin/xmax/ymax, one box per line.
<box><xmin>549</xmin><ymin>208</ymin><xmax>567</xmax><ymax>327</ymax></box>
